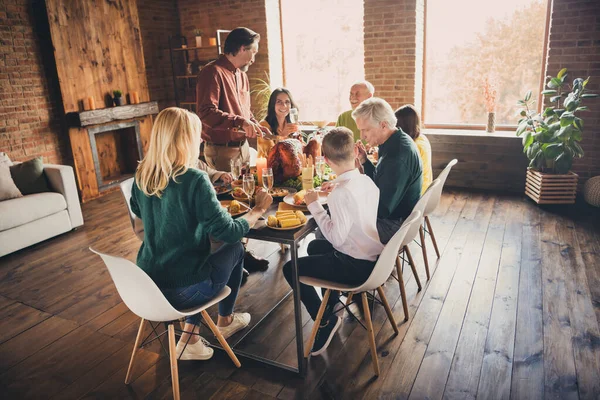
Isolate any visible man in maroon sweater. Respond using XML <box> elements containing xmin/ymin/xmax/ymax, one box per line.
<box><xmin>196</xmin><ymin>27</ymin><xmax>271</xmax><ymax>171</ymax></box>
<box><xmin>197</xmin><ymin>27</ymin><xmax>271</xmax><ymax>272</ymax></box>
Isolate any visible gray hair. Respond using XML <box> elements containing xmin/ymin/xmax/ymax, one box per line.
<box><xmin>352</xmin><ymin>97</ymin><xmax>397</xmax><ymax>129</ymax></box>
<box><xmin>352</xmin><ymin>80</ymin><xmax>375</xmax><ymax>95</ymax></box>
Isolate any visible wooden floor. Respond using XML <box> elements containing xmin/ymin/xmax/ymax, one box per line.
<box><xmin>0</xmin><ymin>189</ymin><xmax>599</xmax><ymax>399</ymax></box>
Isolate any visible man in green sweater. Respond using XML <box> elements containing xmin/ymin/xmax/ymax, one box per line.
<box><xmin>335</xmin><ymin>81</ymin><xmax>375</xmax><ymax>143</ymax></box>
<box><xmin>353</xmin><ymin>97</ymin><xmax>423</xmax><ymax>244</ymax></box>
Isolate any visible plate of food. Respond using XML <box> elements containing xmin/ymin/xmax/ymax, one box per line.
<box><xmin>270</xmin><ymin>187</ymin><xmax>296</xmax><ymax>198</ymax></box>
<box><xmin>213</xmin><ymin>184</ymin><xmax>232</xmax><ymax>195</ymax></box>
<box><xmin>266</xmin><ymin>210</ymin><xmax>307</xmax><ymax>230</ymax></box>
<box><xmin>231</xmin><ymin>179</ymin><xmax>243</xmax><ymax>188</ymax></box>
<box><xmin>220</xmin><ymin>200</ymin><xmax>250</xmax><ymax>217</ymax></box>
<box><xmin>231</xmin><ymin>186</ymin><xmax>250</xmax><ymax>201</ymax></box>
<box><xmin>283</xmin><ymin>189</ymin><xmax>327</xmax><ymax>208</ymax></box>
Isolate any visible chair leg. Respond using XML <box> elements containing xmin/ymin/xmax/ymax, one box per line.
<box><xmin>377</xmin><ymin>286</ymin><xmax>400</xmax><ymax>333</ymax></box>
<box><xmin>361</xmin><ymin>293</ymin><xmax>380</xmax><ymax>376</ymax></box>
<box><xmin>395</xmin><ymin>257</ymin><xmax>410</xmax><ymax>321</ymax></box>
<box><xmin>125</xmin><ymin>318</ymin><xmax>146</xmax><ymax>384</ymax></box>
<box><xmin>345</xmin><ymin>291</ymin><xmax>354</xmax><ymax>306</ymax></box>
<box><xmin>201</xmin><ymin>310</ymin><xmax>241</xmax><ymax>368</ymax></box>
<box><xmin>419</xmin><ymin>225</ymin><xmax>431</xmax><ymax>280</ymax></box>
<box><xmin>404</xmin><ymin>246</ymin><xmax>422</xmax><ymax>290</ymax></box>
<box><xmin>305</xmin><ymin>289</ymin><xmax>331</xmax><ymax>358</ymax></box>
<box><xmin>425</xmin><ymin>216</ymin><xmax>441</xmax><ymax>258</ymax></box>
<box><xmin>167</xmin><ymin>323</ymin><xmax>181</xmax><ymax>400</ymax></box>
<box><xmin>280</xmin><ymin>243</ymin><xmax>286</xmax><ymax>252</ymax></box>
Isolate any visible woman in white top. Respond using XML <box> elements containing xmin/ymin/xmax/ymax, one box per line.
<box><xmin>282</xmin><ymin>127</ymin><xmax>383</xmax><ymax>357</ymax></box>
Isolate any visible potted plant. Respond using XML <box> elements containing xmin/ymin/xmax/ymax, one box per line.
<box><xmin>113</xmin><ymin>90</ymin><xmax>124</xmax><ymax>106</ymax></box>
<box><xmin>193</xmin><ymin>29</ymin><xmax>203</xmax><ymax>48</ymax></box>
<box><xmin>516</xmin><ymin>68</ymin><xmax>597</xmax><ymax>204</ymax></box>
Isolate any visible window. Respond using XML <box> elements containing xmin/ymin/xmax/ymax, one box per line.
<box><xmin>423</xmin><ymin>0</ymin><xmax>549</xmax><ymax>128</ymax></box>
<box><xmin>280</xmin><ymin>0</ymin><xmax>364</xmax><ymax>122</ymax></box>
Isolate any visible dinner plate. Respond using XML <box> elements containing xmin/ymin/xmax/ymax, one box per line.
<box><xmin>270</xmin><ymin>187</ymin><xmax>296</xmax><ymax>198</ymax></box>
<box><xmin>220</xmin><ymin>200</ymin><xmax>250</xmax><ymax>217</ymax></box>
<box><xmin>267</xmin><ymin>220</ymin><xmax>307</xmax><ymax>230</ymax></box>
<box><xmin>213</xmin><ymin>184</ymin><xmax>232</xmax><ymax>195</ymax></box>
<box><xmin>283</xmin><ymin>191</ymin><xmax>327</xmax><ymax>208</ymax></box>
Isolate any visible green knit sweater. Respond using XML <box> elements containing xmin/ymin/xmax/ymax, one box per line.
<box><xmin>130</xmin><ymin>169</ymin><xmax>250</xmax><ymax>289</ymax></box>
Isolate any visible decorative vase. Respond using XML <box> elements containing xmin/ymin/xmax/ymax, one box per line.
<box><xmin>486</xmin><ymin>112</ymin><xmax>495</xmax><ymax>133</ymax></box>
<box><xmin>195</xmin><ymin>36</ymin><xmax>202</xmax><ymax>48</ymax></box>
<box><xmin>525</xmin><ymin>168</ymin><xmax>578</xmax><ymax>204</ymax></box>
<box><xmin>114</xmin><ymin>97</ymin><xmax>124</xmax><ymax>106</ymax></box>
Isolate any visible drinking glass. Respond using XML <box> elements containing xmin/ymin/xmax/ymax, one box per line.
<box><xmin>243</xmin><ymin>173</ymin><xmax>255</xmax><ymax>206</ymax></box>
<box><xmin>230</xmin><ymin>159</ymin><xmax>242</xmax><ymax>180</ymax></box>
<box><xmin>262</xmin><ymin>168</ymin><xmax>274</xmax><ymax>193</ymax></box>
<box><xmin>315</xmin><ymin>156</ymin><xmax>326</xmax><ymax>180</ymax></box>
<box><xmin>289</xmin><ymin>108</ymin><xmax>299</xmax><ymax>124</ymax></box>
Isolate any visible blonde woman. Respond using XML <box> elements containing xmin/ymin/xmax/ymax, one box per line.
<box><xmin>131</xmin><ymin>107</ymin><xmax>272</xmax><ymax>360</ymax></box>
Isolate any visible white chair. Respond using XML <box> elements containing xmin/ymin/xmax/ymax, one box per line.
<box><xmin>249</xmin><ymin>146</ymin><xmax>258</xmax><ymax>167</ymax></box>
<box><xmin>302</xmin><ymin>210</ymin><xmax>421</xmax><ymax>376</ymax></box>
<box><xmin>89</xmin><ymin>248</ymin><xmax>241</xmax><ymax>400</ymax></box>
<box><xmin>119</xmin><ymin>178</ymin><xmax>144</xmax><ymax>241</ymax></box>
<box><xmin>422</xmin><ymin>159</ymin><xmax>458</xmax><ymax>260</ymax></box>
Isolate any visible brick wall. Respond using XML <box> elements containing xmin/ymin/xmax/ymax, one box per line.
<box><xmin>546</xmin><ymin>0</ymin><xmax>600</xmax><ymax>186</ymax></box>
<box><xmin>138</xmin><ymin>0</ymin><xmax>181</xmax><ymax>110</ymax></box>
<box><xmin>0</xmin><ymin>0</ymin><xmax>68</xmax><ymax>165</ymax></box>
<box><xmin>177</xmin><ymin>0</ymin><xmax>272</xmax><ymax>115</ymax></box>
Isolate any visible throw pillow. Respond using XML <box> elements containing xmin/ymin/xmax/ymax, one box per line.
<box><xmin>0</xmin><ymin>163</ymin><xmax>22</xmax><ymax>201</ymax></box>
<box><xmin>9</xmin><ymin>157</ymin><xmax>51</xmax><ymax>195</ymax></box>
<box><xmin>0</xmin><ymin>152</ymin><xmax>12</xmax><ymax>167</ymax></box>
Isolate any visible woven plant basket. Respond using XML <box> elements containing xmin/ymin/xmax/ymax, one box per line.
<box><xmin>584</xmin><ymin>176</ymin><xmax>600</xmax><ymax>207</ymax></box>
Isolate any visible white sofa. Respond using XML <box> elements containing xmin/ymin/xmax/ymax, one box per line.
<box><xmin>0</xmin><ymin>164</ymin><xmax>84</xmax><ymax>257</ymax></box>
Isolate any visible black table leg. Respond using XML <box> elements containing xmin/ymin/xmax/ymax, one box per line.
<box><xmin>290</xmin><ymin>242</ymin><xmax>307</xmax><ymax>377</ymax></box>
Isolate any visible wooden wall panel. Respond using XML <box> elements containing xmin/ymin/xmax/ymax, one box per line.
<box><xmin>427</xmin><ymin>132</ymin><xmax>529</xmax><ymax>193</ymax></box>
<box><xmin>45</xmin><ymin>0</ymin><xmax>149</xmax><ymax>113</ymax></box>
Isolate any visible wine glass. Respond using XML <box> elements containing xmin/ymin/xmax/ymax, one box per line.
<box><xmin>289</xmin><ymin>108</ymin><xmax>299</xmax><ymax>124</ymax></box>
<box><xmin>243</xmin><ymin>173</ymin><xmax>255</xmax><ymax>207</ymax></box>
<box><xmin>315</xmin><ymin>156</ymin><xmax>326</xmax><ymax>181</ymax></box>
<box><xmin>262</xmin><ymin>168</ymin><xmax>273</xmax><ymax>193</ymax></box>
<box><xmin>230</xmin><ymin>159</ymin><xmax>241</xmax><ymax>180</ymax></box>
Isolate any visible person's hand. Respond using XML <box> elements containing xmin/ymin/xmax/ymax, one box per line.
<box><xmin>304</xmin><ymin>189</ymin><xmax>320</xmax><ymax>205</ymax></box>
<box><xmin>280</xmin><ymin>123</ymin><xmax>299</xmax><ymax>138</ymax></box>
<box><xmin>242</xmin><ymin>119</ymin><xmax>262</xmax><ymax>139</ymax></box>
<box><xmin>320</xmin><ymin>181</ymin><xmax>337</xmax><ymax>193</ymax></box>
<box><xmin>355</xmin><ymin>141</ymin><xmax>368</xmax><ymax>164</ymax></box>
<box><xmin>254</xmin><ymin>188</ymin><xmax>273</xmax><ymax>212</ymax></box>
<box><xmin>218</xmin><ymin>173</ymin><xmax>234</xmax><ymax>184</ymax></box>
<box><xmin>355</xmin><ymin>157</ymin><xmax>365</xmax><ymax>174</ymax></box>
<box><xmin>259</xmin><ymin>125</ymin><xmax>273</xmax><ymax>138</ymax></box>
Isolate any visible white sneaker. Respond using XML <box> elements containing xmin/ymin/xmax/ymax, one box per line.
<box><xmin>175</xmin><ymin>336</ymin><xmax>214</xmax><ymax>360</ymax></box>
<box><xmin>217</xmin><ymin>313</ymin><xmax>251</xmax><ymax>339</ymax></box>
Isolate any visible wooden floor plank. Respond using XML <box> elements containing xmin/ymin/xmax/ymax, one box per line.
<box><xmin>510</xmin><ymin>202</ymin><xmax>544</xmax><ymax>400</ymax></box>
<box><xmin>476</xmin><ymin>199</ymin><xmax>524</xmax><ymax>399</ymax></box>
<box><xmin>0</xmin><ymin>301</ymin><xmax>51</xmax><ymax>344</ymax></box>
<box><xmin>574</xmin><ymin>219</ymin><xmax>600</xmax><ymax>333</ymax></box>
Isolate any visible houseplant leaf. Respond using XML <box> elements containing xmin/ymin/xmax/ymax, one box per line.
<box><xmin>541</xmin><ymin>89</ymin><xmax>557</xmax><ymax>95</ymax></box>
<box><xmin>554</xmin><ymin>153</ymin><xmax>572</xmax><ymax>174</ymax></box>
<box><xmin>543</xmin><ymin>143</ymin><xmax>562</xmax><ymax>159</ymax></box>
<box><xmin>557</xmin><ymin>68</ymin><xmax>568</xmax><ymax>79</ymax></box>
<box><xmin>581</xmin><ymin>93</ymin><xmax>599</xmax><ymax>99</ymax></box>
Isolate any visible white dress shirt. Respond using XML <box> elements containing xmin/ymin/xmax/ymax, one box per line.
<box><xmin>308</xmin><ymin>169</ymin><xmax>384</xmax><ymax>261</ymax></box>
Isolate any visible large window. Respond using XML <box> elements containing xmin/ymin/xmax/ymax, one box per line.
<box><xmin>423</xmin><ymin>0</ymin><xmax>549</xmax><ymax>127</ymax></box>
<box><xmin>280</xmin><ymin>0</ymin><xmax>364</xmax><ymax>122</ymax></box>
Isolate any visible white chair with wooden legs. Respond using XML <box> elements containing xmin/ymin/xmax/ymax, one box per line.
<box><xmin>302</xmin><ymin>210</ymin><xmax>421</xmax><ymax>376</ymax></box>
<box><xmin>90</xmin><ymin>248</ymin><xmax>241</xmax><ymax>400</ymax></box>
<box><xmin>119</xmin><ymin>177</ymin><xmax>144</xmax><ymax>241</ymax></box>
<box><xmin>422</xmin><ymin>159</ymin><xmax>458</xmax><ymax>260</ymax></box>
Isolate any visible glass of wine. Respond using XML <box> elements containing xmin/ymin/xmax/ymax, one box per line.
<box><xmin>315</xmin><ymin>156</ymin><xmax>326</xmax><ymax>181</ymax></box>
<box><xmin>262</xmin><ymin>168</ymin><xmax>274</xmax><ymax>193</ymax></box>
<box><xmin>289</xmin><ymin>108</ymin><xmax>299</xmax><ymax>124</ymax></box>
<box><xmin>243</xmin><ymin>173</ymin><xmax>255</xmax><ymax>207</ymax></box>
<box><xmin>230</xmin><ymin>159</ymin><xmax>242</xmax><ymax>180</ymax></box>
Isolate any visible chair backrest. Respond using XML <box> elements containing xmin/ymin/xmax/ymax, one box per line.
<box><xmin>90</xmin><ymin>247</ymin><xmax>183</xmax><ymax>322</ymax></box>
<box><xmin>402</xmin><ymin>179</ymin><xmax>440</xmax><ymax>246</ymax></box>
<box><xmin>119</xmin><ymin>178</ymin><xmax>144</xmax><ymax>240</ymax></box>
<box><xmin>249</xmin><ymin>146</ymin><xmax>258</xmax><ymax>167</ymax></box>
<box><xmin>356</xmin><ymin>210</ymin><xmax>421</xmax><ymax>292</ymax></box>
<box><xmin>424</xmin><ymin>159</ymin><xmax>457</xmax><ymax>216</ymax></box>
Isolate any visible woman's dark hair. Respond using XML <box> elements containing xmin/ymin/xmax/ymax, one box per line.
<box><xmin>265</xmin><ymin>88</ymin><xmax>298</xmax><ymax>135</ymax></box>
<box><xmin>224</xmin><ymin>27</ymin><xmax>260</xmax><ymax>56</ymax></box>
<box><xmin>394</xmin><ymin>104</ymin><xmax>421</xmax><ymax>139</ymax></box>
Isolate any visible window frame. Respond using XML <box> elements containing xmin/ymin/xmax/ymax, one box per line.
<box><xmin>420</xmin><ymin>0</ymin><xmax>552</xmax><ymax>131</ymax></box>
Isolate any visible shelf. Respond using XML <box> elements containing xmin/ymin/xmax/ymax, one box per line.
<box><xmin>173</xmin><ymin>46</ymin><xmax>217</xmax><ymax>51</ymax></box>
<box><xmin>67</xmin><ymin>101</ymin><xmax>159</xmax><ymax>127</ymax></box>
<box><xmin>180</xmin><ymin>101</ymin><xmax>196</xmax><ymax>105</ymax></box>
<box><xmin>176</xmin><ymin>75</ymin><xmax>197</xmax><ymax>79</ymax></box>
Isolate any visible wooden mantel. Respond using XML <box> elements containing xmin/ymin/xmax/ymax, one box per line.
<box><xmin>67</xmin><ymin>102</ymin><xmax>159</xmax><ymax>127</ymax></box>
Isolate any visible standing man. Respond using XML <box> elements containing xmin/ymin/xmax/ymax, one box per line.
<box><xmin>353</xmin><ymin>97</ymin><xmax>422</xmax><ymax>244</ymax></box>
<box><xmin>197</xmin><ymin>27</ymin><xmax>271</xmax><ymax>271</ymax></box>
<box><xmin>335</xmin><ymin>81</ymin><xmax>375</xmax><ymax>143</ymax></box>
<box><xmin>196</xmin><ymin>27</ymin><xmax>271</xmax><ymax>171</ymax></box>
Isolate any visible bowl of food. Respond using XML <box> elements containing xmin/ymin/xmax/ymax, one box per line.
<box><xmin>266</xmin><ymin>210</ymin><xmax>307</xmax><ymax>230</ymax></box>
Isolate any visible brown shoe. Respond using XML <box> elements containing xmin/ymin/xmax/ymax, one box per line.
<box><xmin>244</xmin><ymin>250</ymin><xmax>269</xmax><ymax>272</ymax></box>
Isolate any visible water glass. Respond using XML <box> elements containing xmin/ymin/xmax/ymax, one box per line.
<box><xmin>230</xmin><ymin>159</ymin><xmax>242</xmax><ymax>179</ymax></box>
<box><xmin>315</xmin><ymin>156</ymin><xmax>326</xmax><ymax>180</ymax></box>
<box><xmin>289</xmin><ymin>108</ymin><xmax>299</xmax><ymax>124</ymax></box>
<box><xmin>262</xmin><ymin>168</ymin><xmax>274</xmax><ymax>193</ymax></box>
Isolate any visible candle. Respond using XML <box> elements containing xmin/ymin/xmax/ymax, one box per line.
<box><xmin>302</xmin><ymin>166</ymin><xmax>314</xmax><ymax>191</ymax></box>
<box><xmin>131</xmin><ymin>91</ymin><xmax>139</xmax><ymax>104</ymax></box>
<box><xmin>87</xmin><ymin>97</ymin><xmax>96</xmax><ymax>111</ymax></box>
<box><xmin>209</xmin><ymin>37</ymin><xmax>217</xmax><ymax>47</ymax></box>
<box><xmin>256</xmin><ymin>157</ymin><xmax>267</xmax><ymax>186</ymax></box>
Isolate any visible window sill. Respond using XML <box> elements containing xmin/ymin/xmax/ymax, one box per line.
<box><xmin>423</xmin><ymin>128</ymin><xmax>519</xmax><ymax>139</ymax></box>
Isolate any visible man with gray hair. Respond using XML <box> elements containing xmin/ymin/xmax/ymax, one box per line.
<box><xmin>353</xmin><ymin>97</ymin><xmax>423</xmax><ymax>244</ymax></box>
<box><xmin>335</xmin><ymin>81</ymin><xmax>375</xmax><ymax>142</ymax></box>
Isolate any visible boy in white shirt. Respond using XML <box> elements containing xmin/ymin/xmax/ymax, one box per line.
<box><xmin>282</xmin><ymin>127</ymin><xmax>383</xmax><ymax>356</ymax></box>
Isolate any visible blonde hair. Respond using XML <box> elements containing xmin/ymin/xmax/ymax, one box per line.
<box><xmin>135</xmin><ymin>107</ymin><xmax>201</xmax><ymax>197</ymax></box>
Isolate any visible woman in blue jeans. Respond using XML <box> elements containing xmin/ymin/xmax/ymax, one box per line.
<box><xmin>130</xmin><ymin>108</ymin><xmax>272</xmax><ymax>360</ymax></box>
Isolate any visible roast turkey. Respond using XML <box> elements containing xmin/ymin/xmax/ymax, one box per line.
<box><xmin>303</xmin><ymin>138</ymin><xmax>321</xmax><ymax>162</ymax></box>
<box><xmin>267</xmin><ymin>139</ymin><xmax>304</xmax><ymax>183</ymax></box>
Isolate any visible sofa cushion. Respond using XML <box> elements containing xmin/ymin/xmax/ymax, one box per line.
<box><xmin>0</xmin><ymin>163</ymin><xmax>22</xmax><ymax>201</ymax></box>
<box><xmin>10</xmin><ymin>157</ymin><xmax>51</xmax><ymax>195</ymax></box>
<box><xmin>0</xmin><ymin>192</ymin><xmax>67</xmax><ymax>231</ymax></box>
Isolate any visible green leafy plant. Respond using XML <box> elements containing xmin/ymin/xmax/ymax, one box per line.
<box><xmin>193</xmin><ymin>29</ymin><xmax>204</xmax><ymax>37</ymax></box>
<box><xmin>250</xmin><ymin>72</ymin><xmax>272</xmax><ymax>121</ymax></box>
<box><xmin>516</xmin><ymin>68</ymin><xmax>597</xmax><ymax>174</ymax></box>
<box><xmin>112</xmin><ymin>90</ymin><xmax>122</xmax><ymax>98</ymax></box>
